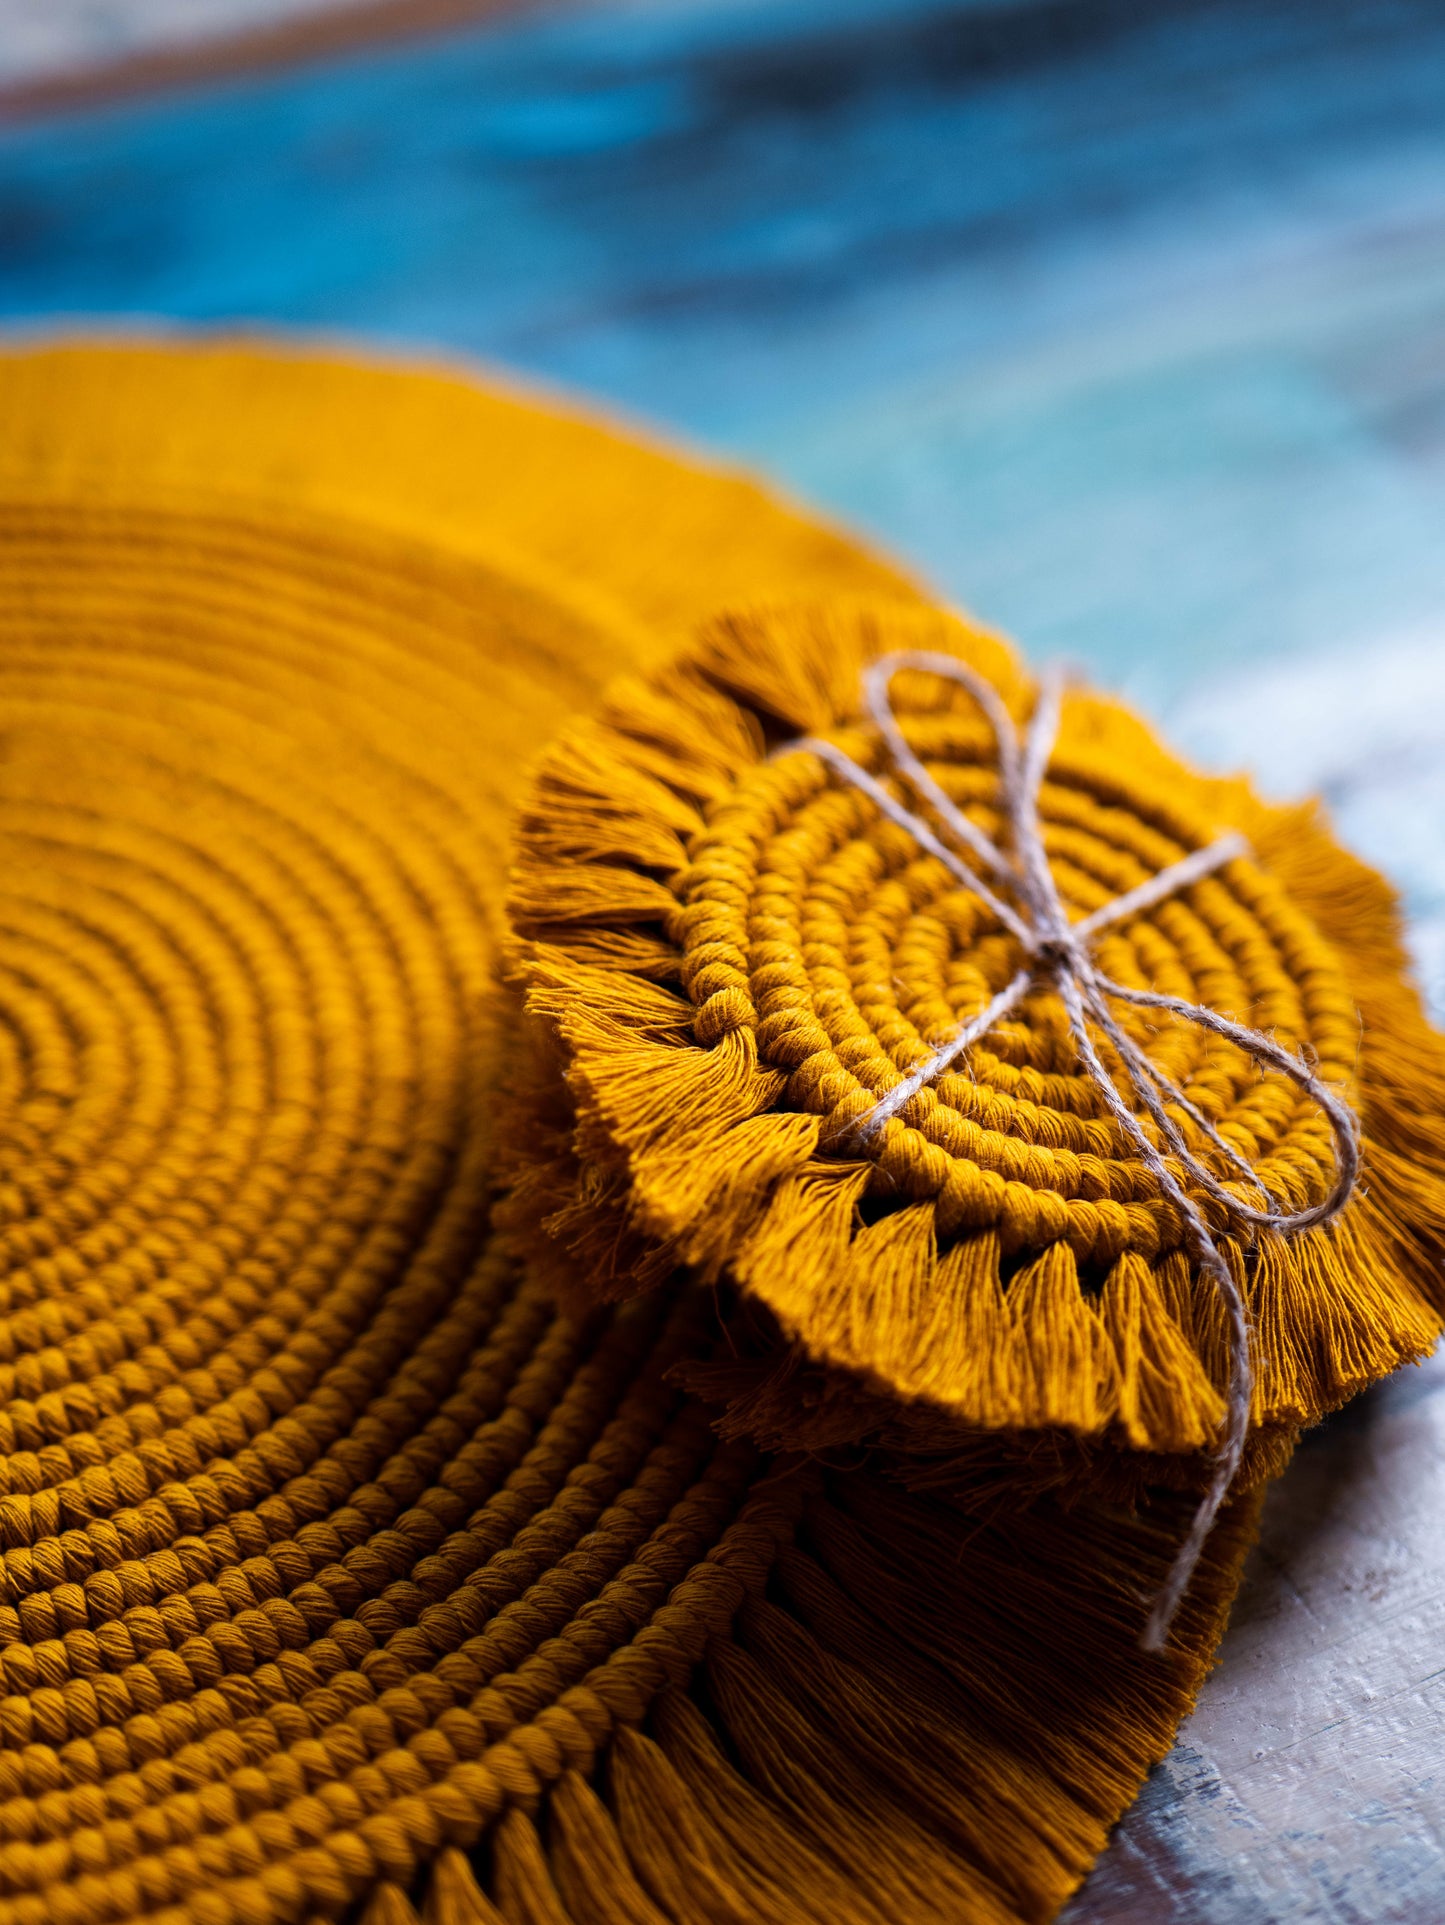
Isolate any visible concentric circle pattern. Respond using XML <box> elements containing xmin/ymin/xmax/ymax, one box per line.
<box><xmin>678</xmin><ymin>695</ymin><xmax>1356</xmax><ymax>1264</ymax></box>
<box><xmin>0</xmin><ymin>507</ymin><xmax>776</xmax><ymax>1924</ymax></box>
<box><xmin>0</xmin><ymin>345</ymin><xmax>917</xmax><ymax>1925</ymax></box>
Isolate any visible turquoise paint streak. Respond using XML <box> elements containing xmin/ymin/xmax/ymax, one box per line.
<box><xmin>1</xmin><ymin>0</ymin><xmax>1445</xmax><ymax>983</ymax></box>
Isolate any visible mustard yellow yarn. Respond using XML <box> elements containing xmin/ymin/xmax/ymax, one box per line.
<box><xmin>0</xmin><ymin>340</ymin><xmax>1430</xmax><ymax>1925</ymax></box>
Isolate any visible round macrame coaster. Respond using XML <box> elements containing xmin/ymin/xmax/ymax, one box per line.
<box><xmin>501</xmin><ymin>597</ymin><xmax>1445</xmax><ymax>1501</ymax></box>
<box><xmin>0</xmin><ymin>341</ymin><xmax>1438</xmax><ymax>1925</ymax></box>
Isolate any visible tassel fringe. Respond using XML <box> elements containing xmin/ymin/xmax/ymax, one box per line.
<box><xmin>358</xmin><ymin>1444</ymin><xmax>1263</xmax><ymax>1925</ymax></box>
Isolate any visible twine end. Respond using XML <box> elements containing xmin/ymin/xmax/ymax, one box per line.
<box><xmin>1137</xmin><ymin>1612</ymin><xmax>1172</xmax><ymax>1657</ymax></box>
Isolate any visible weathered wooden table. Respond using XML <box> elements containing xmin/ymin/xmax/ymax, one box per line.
<box><xmin>3</xmin><ymin>2</ymin><xmax>1444</xmax><ymax>1914</ymax></box>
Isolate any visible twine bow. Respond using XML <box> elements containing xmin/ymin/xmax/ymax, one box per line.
<box><xmin>784</xmin><ymin>649</ymin><xmax>1361</xmax><ymax>1648</ymax></box>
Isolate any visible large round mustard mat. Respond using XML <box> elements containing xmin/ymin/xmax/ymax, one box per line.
<box><xmin>0</xmin><ymin>341</ymin><xmax>1438</xmax><ymax>1925</ymax></box>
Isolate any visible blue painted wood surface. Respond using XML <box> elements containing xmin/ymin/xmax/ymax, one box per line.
<box><xmin>4</xmin><ymin>0</ymin><xmax>1445</xmax><ymax>998</ymax></box>
<box><xmin>1</xmin><ymin>2</ymin><xmax>1443</xmax><ymax>685</ymax></box>
<box><xmin>4</xmin><ymin>4</ymin><xmax>1445</xmax><ymax>1916</ymax></box>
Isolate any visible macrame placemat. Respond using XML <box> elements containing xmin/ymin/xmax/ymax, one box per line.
<box><xmin>2</xmin><ymin>341</ymin><xmax>1444</xmax><ymax>1925</ymax></box>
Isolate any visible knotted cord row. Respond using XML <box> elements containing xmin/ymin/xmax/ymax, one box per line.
<box><xmin>782</xmin><ymin>649</ymin><xmax>1361</xmax><ymax>1647</ymax></box>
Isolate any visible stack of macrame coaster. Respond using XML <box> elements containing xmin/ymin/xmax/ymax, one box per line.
<box><xmin>2</xmin><ymin>341</ymin><xmax>1443</xmax><ymax>1925</ymax></box>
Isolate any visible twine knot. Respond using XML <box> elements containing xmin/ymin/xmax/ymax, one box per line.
<box><xmin>1030</xmin><ymin>931</ymin><xmax>1084</xmax><ymax>972</ymax></box>
<box><xmin>782</xmin><ymin>648</ymin><xmax>1361</xmax><ymax>1648</ymax></box>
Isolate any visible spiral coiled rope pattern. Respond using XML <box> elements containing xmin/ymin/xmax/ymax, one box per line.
<box><xmin>0</xmin><ymin>336</ymin><xmax>922</xmax><ymax>1925</ymax></box>
<box><xmin>0</xmin><ymin>498</ymin><xmax>832</xmax><ymax>1925</ymax></box>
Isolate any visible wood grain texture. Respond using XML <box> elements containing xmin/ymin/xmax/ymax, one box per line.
<box><xmin>0</xmin><ymin>2</ymin><xmax>538</xmax><ymax>121</ymax></box>
<box><xmin>2</xmin><ymin>3</ymin><xmax>1445</xmax><ymax>1913</ymax></box>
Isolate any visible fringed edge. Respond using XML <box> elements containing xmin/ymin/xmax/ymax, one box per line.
<box><xmin>678</xmin><ymin>1258</ymin><xmax>1299</xmax><ymax>1513</ymax></box>
<box><xmin>723</xmin><ymin>1206</ymin><xmax>1228</xmax><ymax>1452</ymax></box>
<box><xmin>352</xmin><ymin>1452</ymin><xmax>1266</xmax><ymax>1925</ymax></box>
<box><xmin>499</xmin><ymin>595</ymin><xmax>1445</xmax><ymax>1460</ymax></box>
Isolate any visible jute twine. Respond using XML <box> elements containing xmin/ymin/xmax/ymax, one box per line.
<box><xmin>784</xmin><ymin>649</ymin><xmax>1361</xmax><ymax>1645</ymax></box>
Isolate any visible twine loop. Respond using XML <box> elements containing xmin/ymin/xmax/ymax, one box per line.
<box><xmin>784</xmin><ymin>649</ymin><xmax>1362</xmax><ymax>1647</ymax></box>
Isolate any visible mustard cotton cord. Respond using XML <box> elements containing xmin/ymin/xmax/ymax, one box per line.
<box><xmin>0</xmin><ymin>342</ymin><xmax>925</xmax><ymax>1924</ymax></box>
